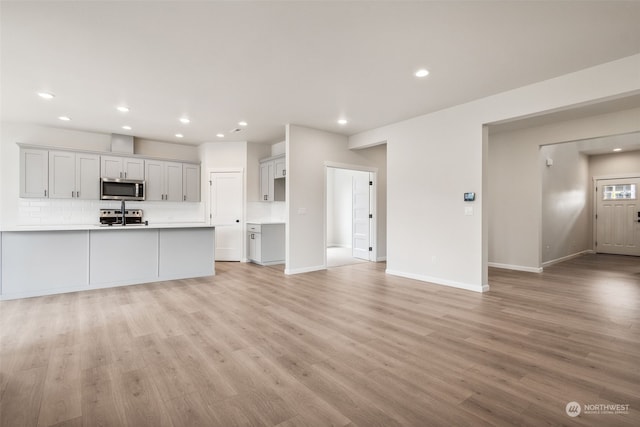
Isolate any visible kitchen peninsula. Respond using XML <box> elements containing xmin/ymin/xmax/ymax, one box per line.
<box><xmin>0</xmin><ymin>223</ymin><xmax>215</xmax><ymax>300</ymax></box>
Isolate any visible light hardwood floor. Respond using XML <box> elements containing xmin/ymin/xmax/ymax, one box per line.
<box><xmin>1</xmin><ymin>254</ymin><xmax>639</xmax><ymax>426</ymax></box>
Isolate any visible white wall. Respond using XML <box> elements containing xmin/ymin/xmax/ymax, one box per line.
<box><xmin>135</xmin><ymin>138</ymin><xmax>199</xmax><ymax>162</ymax></box>
<box><xmin>286</xmin><ymin>125</ymin><xmax>387</xmax><ymax>274</ymax></box>
<box><xmin>198</xmin><ymin>140</ymin><xmax>247</xmax><ymax>222</ymax></box>
<box><xmin>349</xmin><ymin>54</ymin><xmax>640</xmax><ymax>292</ymax></box>
<box><xmin>590</xmin><ymin>149</ymin><xmax>640</xmax><ymax>177</ymax></box>
<box><xmin>540</xmin><ymin>143</ymin><xmax>590</xmax><ymax>264</ymax></box>
<box><xmin>0</xmin><ymin>123</ymin><xmax>204</xmax><ymax>228</ymax></box>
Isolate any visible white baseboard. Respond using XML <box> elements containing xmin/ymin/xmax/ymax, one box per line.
<box><xmin>385</xmin><ymin>269</ymin><xmax>488</xmax><ymax>293</ymax></box>
<box><xmin>376</xmin><ymin>256</ymin><xmax>387</xmax><ymax>262</ymax></box>
<box><xmin>488</xmin><ymin>262</ymin><xmax>543</xmax><ymax>273</ymax></box>
<box><xmin>285</xmin><ymin>265</ymin><xmax>326</xmax><ymax>275</ymax></box>
<box><xmin>541</xmin><ymin>250</ymin><xmax>593</xmax><ymax>268</ymax></box>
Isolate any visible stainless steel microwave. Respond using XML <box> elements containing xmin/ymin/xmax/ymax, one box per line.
<box><xmin>100</xmin><ymin>178</ymin><xmax>145</xmax><ymax>201</ymax></box>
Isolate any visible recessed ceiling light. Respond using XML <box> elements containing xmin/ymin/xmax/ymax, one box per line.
<box><xmin>613</xmin><ymin>148</ymin><xmax>622</xmax><ymax>152</ymax></box>
<box><xmin>116</xmin><ymin>106</ymin><xmax>129</xmax><ymax>113</ymax></box>
<box><xmin>337</xmin><ymin>119</ymin><xmax>348</xmax><ymax>125</ymax></box>
<box><xmin>216</xmin><ymin>133</ymin><xmax>224</xmax><ymax>138</ymax></box>
<box><xmin>180</xmin><ymin>117</ymin><xmax>190</xmax><ymax>124</ymax></box>
<box><xmin>175</xmin><ymin>133</ymin><xmax>184</xmax><ymax>138</ymax></box>
<box><xmin>38</xmin><ymin>92</ymin><xmax>55</xmax><ymax>100</ymax></box>
<box><xmin>415</xmin><ymin>68</ymin><xmax>430</xmax><ymax>78</ymax></box>
<box><xmin>58</xmin><ymin>116</ymin><xmax>71</xmax><ymax>121</ymax></box>
<box><xmin>238</xmin><ymin>121</ymin><xmax>248</xmax><ymax>126</ymax></box>
<box><xmin>122</xmin><ymin>125</ymin><xmax>132</xmax><ymax>130</ymax></box>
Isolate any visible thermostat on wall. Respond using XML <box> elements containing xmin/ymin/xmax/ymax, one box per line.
<box><xmin>464</xmin><ymin>192</ymin><xmax>476</xmax><ymax>202</ymax></box>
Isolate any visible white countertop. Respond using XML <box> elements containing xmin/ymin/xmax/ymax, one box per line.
<box><xmin>246</xmin><ymin>220</ymin><xmax>286</xmax><ymax>225</ymax></box>
<box><xmin>1</xmin><ymin>223</ymin><xmax>214</xmax><ymax>232</ymax></box>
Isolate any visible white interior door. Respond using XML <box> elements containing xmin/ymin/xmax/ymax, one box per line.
<box><xmin>352</xmin><ymin>173</ymin><xmax>371</xmax><ymax>260</ymax></box>
<box><xmin>596</xmin><ymin>177</ymin><xmax>640</xmax><ymax>256</ymax></box>
<box><xmin>210</xmin><ymin>171</ymin><xmax>243</xmax><ymax>261</ymax></box>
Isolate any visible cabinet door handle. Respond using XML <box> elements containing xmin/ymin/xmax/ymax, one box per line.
<box><xmin>77</xmin><ymin>191</ymin><xmax>79</xmax><ymax>198</ymax></box>
<box><xmin>183</xmin><ymin>195</ymin><xmax>186</xmax><ymax>201</ymax></box>
<box><xmin>72</xmin><ymin>191</ymin><xmax>75</xmax><ymax>197</ymax></box>
<box><xmin>44</xmin><ymin>189</ymin><xmax>47</xmax><ymax>197</ymax></box>
<box><xmin>283</xmin><ymin>169</ymin><xmax>286</xmax><ymax>176</ymax></box>
<box><xmin>124</xmin><ymin>172</ymin><xmax>127</xmax><ymax>178</ymax></box>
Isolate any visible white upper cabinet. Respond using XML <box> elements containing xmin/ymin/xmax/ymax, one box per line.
<box><xmin>101</xmin><ymin>155</ymin><xmax>144</xmax><ymax>180</ymax></box>
<box><xmin>20</xmin><ymin>148</ymin><xmax>49</xmax><ymax>198</ymax></box>
<box><xmin>145</xmin><ymin>160</ymin><xmax>185</xmax><ymax>201</ymax></box>
<box><xmin>49</xmin><ymin>151</ymin><xmax>100</xmax><ymax>199</ymax></box>
<box><xmin>75</xmin><ymin>153</ymin><xmax>101</xmax><ymax>199</ymax></box>
<box><xmin>18</xmin><ymin>145</ymin><xmax>199</xmax><ymax>203</ymax></box>
<box><xmin>165</xmin><ymin>162</ymin><xmax>183</xmax><ymax>202</ymax></box>
<box><xmin>274</xmin><ymin>155</ymin><xmax>286</xmax><ymax>179</ymax></box>
<box><xmin>259</xmin><ymin>154</ymin><xmax>286</xmax><ymax>202</ymax></box>
<box><xmin>182</xmin><ymin>164</ymin><xmax>200</xmax><ymax>202</ymax></box>
<box><xmin>145</xmin><ymin>160</ymin><xmax>164</xmax><ymax>201</ymax></box>
<box><xmin>259</xmin><ymin>160</ymin><xmax>275</xmax><ymax>201</ymax></box>
<box><xmin>48</xmin><ymin>151</ymin><xmax>75</xmax><ymax>198</ymax></box>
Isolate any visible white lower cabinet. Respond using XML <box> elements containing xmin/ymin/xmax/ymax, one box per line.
<box><xmin>1</xmin><ymin>231</ymin><xmax>89</xmax><ymax>296</ymax></box>
<box><xmin>0</xmin><ymin>227</ymin><xmax>216</xmax><ymax>300</ymax></box>
<box><xmin>247</xmin><ymin>223</ymin><xmax>285</xmax><ymax>265</ymax></box>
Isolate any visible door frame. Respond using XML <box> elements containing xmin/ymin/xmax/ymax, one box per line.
<box><xmin>592</xmin><ymin>173</ymin><xmax>640</xmax><ymax>252</ymax></box>
<box><xmin>207</xmin><ymin>168</ymin><xmax>245</xmax><ymax>261</ymax></box>
<box><xmin>323</xmin><ymin>161</ymin><xmax>378</xmax><ymax>268</ymax></box>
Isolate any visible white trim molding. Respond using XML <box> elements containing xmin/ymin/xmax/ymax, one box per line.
<box><xmin>385</xmin><ymin>269</ymin><xmax>489</xmax><ymax>293</ymax></box>
<box><xmin>541</xmin><ymin>250</ymin><xmax>594</xmax><ymax>268</ymax></box>
<box><xmin>285</xmin><ymin>265</ymin><xmax>326</xmax><ymax>275</ymax></box>
<box><xmin>488</xmin><ymin>262</ymin><xmax>543</xmax><ymax>273</ymax></box>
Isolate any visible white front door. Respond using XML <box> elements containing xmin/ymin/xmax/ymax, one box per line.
<box><xmin>352</xmin><ymin>172</ymin><xmax>371</xmax><ymax>260</ymax></box>
<box><xmin>596</xmin><ymin>177</ymin><xmax>640</xmax><ymax>256</ymax></box>
<box><xmin>210</xmin><ymin>171</ymin><xmax>243</xmax><ymax>261</ymax></box>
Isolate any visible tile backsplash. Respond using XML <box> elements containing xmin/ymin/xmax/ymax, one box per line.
<box><xmin>246</xmin><ymin>201</ymin><xmax>286</xmax><ymax>222</ymax></box>
<box><xmin>17</xmin><ymin>198</ymin><xmax>205</xmax><ymax>226</ymax></box>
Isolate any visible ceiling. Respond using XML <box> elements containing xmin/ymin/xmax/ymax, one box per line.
<box><xmin>2</xmin><ymin>1</ymin><xmax>640</xmax><ymax>145</ymax></box>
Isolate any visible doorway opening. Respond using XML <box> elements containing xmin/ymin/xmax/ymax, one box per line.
<box><xmin>325</xmin><ymin>166</ymin><xmax>376</xmax><ymax>268</ymax></box>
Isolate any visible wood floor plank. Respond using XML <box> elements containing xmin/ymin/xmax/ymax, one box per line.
<box><xmin>0</xmin><ymin>366</ymin><xmax>46</xmax><ymax>427</ymax></box>
<box><xmin>1</xmin><ymin>253</ymin><xmax>639</xmax><ymax>426</ymax></box>
<box><xmin>37</xmin><ymin>346</ymin><xmax>82</xmax><ymax>427</ymax></box>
